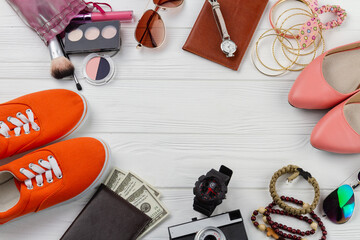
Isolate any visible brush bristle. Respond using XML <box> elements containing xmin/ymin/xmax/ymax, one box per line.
<box><xmin>76</xmin><ymin>83</ymin><xmax>82</xmax><ymax>91</ymax></box>
<box><xmin>51</xmin><ymin>56</ymin><xmax>75</xmax><ymax>79</ymax></box>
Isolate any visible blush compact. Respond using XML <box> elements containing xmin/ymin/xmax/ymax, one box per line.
<box><xmin>83</xmin><ymin>53</ymin><xmax>115</xmax><ymax>85</ymax></box>
<box><xmin>64</xmin><ymin>20</ymin><xmax>121</xmax><ymax>54</ymax></box>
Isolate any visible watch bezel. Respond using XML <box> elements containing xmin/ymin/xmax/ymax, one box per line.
<box><xmin>220</xmin><ymin>39</ymin><xmax>237</xmax><ymax>56</ymax></box>
<box><xmin>194</xmin><ymin>172</ymin><xmax>227</xmax><ymax>204</ymax></box>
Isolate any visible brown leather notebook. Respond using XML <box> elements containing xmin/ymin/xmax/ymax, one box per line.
<box><xmin>183</xmin><ymin>0</ymin><xmax>268</xmax><ymax>71</ymax></box>
<box><xmin>61</xmin><ymin>184</ymin><xmax>151</xmax><ymax>240</ymax></box>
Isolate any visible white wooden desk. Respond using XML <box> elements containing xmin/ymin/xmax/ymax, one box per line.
<box><xmin>0</xmin><ymin>0</ymin><xmax>359</xmax><ymax>239</ymax></box>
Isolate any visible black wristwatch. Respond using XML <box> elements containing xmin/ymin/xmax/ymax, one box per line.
<box><xmin>193</xmin><ymin>165</ymin><xmax>233</xmax><ymax>216</ymax></box>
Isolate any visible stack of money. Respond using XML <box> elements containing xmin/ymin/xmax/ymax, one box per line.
<box><xmin>104</xmin><ymin>168</ymin><xmax>169</xmax><ymax>239</ymax></box>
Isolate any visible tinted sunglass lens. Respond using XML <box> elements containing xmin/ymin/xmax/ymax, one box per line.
<box><xmin>323</xmin><ymin>184</ymin><xmax>355</xmax><ymax>224</ymax></box>
<box><xmin>135</xmin><ymin>10</ymin><xmax>165</xmax><ymax>48</ymax></box>
<box><xmin>153</xmin><ymin>0</ymin><xmax>184</xmax><ymax>8</ymax></box>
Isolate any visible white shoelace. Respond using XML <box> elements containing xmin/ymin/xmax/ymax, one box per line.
<box><xmin>20</xmin><ymin>155</ymin><xmax>62</xmax><ymax>190</ymax></box>
<box><xmin>0</xmin><ymin>109</ymin><xmax>40</xmax><ymax>138</ymax></box>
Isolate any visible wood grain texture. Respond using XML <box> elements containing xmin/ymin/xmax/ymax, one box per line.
<box><xmin>0</xmin><ymin>0</ymin><xmax>360</xmax><ymax>239</ymax></box>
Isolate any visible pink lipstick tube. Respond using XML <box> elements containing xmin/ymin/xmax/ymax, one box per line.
<box><xmin>72</xmin><ymin>11</ymin><xmax>133</xmax><ymax>23</ymax></box>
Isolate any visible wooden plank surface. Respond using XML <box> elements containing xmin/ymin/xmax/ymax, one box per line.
<box><xmin>0</xmin><ymin>0</ymin><xmax>360</xmax><ymax>239</ymax></box>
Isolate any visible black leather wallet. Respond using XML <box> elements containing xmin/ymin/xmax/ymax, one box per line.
<box><xmin>61</xmin><ymin>184</ymin><xmax>152</xmax><ymax>240</ymax></box>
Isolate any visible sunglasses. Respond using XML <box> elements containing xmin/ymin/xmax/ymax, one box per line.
<box><xmin>323</xmin><ymin>171</ymin><xmax>359</xmax><ymax>224</ymax></box>
<box><xmin>135</xmin><ymin>0</ymin><xmax>184</xmax><ymax>48</ymax></box>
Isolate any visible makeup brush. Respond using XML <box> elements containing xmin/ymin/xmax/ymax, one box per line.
<box><xmin>48</xmin><ymin>37</ymin><xmax>75</xmax><ymax>79</ymax></box>
<box><xmin>56</xmin><ymin>35</ymin><xmax>83</xmax><ymax>91</ymax></box>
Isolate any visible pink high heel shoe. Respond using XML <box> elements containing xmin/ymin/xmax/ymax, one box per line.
<box><xmin>311</xmin><ymin>91</ymin><xmax>360</xmax><ymax>153</ymax></box>
<box><xmin>289</xmin><ymin>41</ymin><xmax>360</xmax><ymax>109</ymax></box>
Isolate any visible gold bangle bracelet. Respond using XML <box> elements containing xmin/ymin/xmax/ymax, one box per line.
<box><xmin>252</xmin><ymin>0</ymin><xmax>327</xmax><ymax>76</ymax></box>
<box><xmin>276</xmin><ymin>11</ymin><xmax>322</xmax><ymax>53</ymax></box>
<box><xmin>273</xmin><ymin>10</ymin><xmax>325</xmax><ymax>70</ymax></box>
<box><xmin>273</xmin><ymin>24</ymin><xmax>321</xmax><ymax>71</ymax></box>
<box><xmin>274</xmin><ymin>7</ymin><xmax>312</xmax><ymax>40</ymax></box>
<box><xmin>269</xmin><ymin>0</ymin><xmax>314</xmax><ymax>39</ymax></box>
<box><xmin>251</xmin><ymin>30</ymin><xmax>299</xmax><ymax>76</ymax></box>
<box><xmin>280</xmin><ymin>30</ymin><xmax>324</xmax><ymax>70</ymax></box>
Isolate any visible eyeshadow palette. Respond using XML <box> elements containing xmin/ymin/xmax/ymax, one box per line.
<box><xmin>83</xmin><ymin>53</ymin><xmax>115</xmax><ymax>85</ymax></box>
<box><xmin>64</xmin><ymin>20</ymin><xmax>121</xmax><ymax>54</ymax></box>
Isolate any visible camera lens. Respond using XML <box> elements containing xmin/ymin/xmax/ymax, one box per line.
<box><xmin>204</xmin><ymin>236</ymin><xmax>217</xmax><ymax>240</ymax></box>
<box><xmin>194</xmin><ymin>227</ymin><xmax>226</xmax><ymax>240</ymax></box>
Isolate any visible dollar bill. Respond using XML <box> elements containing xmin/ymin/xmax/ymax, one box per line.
<box><xmin>114</xmin><ymin>172</ymin><xmax>160</xmax><ymax>199</ymax></box>
<box><xmin>104</xmin><ymin>168</ymin><xmax>127</xmax><ymax>191</ymax></box>
<box><xmin>126</xmin><ymin>185</ymin><xmax>169</xmax><ymax>238</ymax></box>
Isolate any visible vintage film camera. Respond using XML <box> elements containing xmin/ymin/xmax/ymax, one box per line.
<box><xmin>168</xmin><ymin>210</ymin><xmax>248</xmax><ymax>240</ymax></box>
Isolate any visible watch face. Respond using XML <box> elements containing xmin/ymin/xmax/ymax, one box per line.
<box><xmin>197</xmin><ymin>177</ymin><xmax>222</xmax><ymax>201</ymax></box>
<box><xmin>221</xmin><ymin>40</ymin><xmax>237</xmax><ymax>55</ymax></box>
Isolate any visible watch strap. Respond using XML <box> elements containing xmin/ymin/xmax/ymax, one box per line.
<box><xmin>208</xmin><ymin>0</ymin><xmax>230</xmax><ymax>40</ymax></box>
<box><xmin>193</xmin><ymin>198</ymin><xmax>216</xmax><ymax>217</ymax></box>
<box><xmin>219</xmin><ymin>165</ymin><xmax>233</xmax><ymax>185</ymax></box>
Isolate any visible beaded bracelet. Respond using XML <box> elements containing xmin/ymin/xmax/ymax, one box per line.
<box><xmin>269</xmin><ymin>165</ymin><xmax>320</xmax><ymax>215</ymax></box>
<box><xmin>251</xmin><ymin>196</ymin><xmax>327</xmax><ymax>240</ymax></box>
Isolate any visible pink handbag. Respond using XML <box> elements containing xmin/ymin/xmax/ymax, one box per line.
<box><xmin>7</xmin><ymin>0</ymin><xmax>87</xmax><ymax>44</ymax></box>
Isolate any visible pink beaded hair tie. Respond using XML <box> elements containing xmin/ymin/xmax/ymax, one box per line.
<box><xmin>300</xmin><ymin>0</ymin><xmax>346</xmax><ymax>48</ymax></box>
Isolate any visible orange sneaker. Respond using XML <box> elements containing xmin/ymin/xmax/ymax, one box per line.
<box><xmin>0</xmin><ymin>137</ymin><xmax>109</xmax><ymax>224</ymax></box>
<box><xmin>0</xmin><ymin>89</ymin><xmax>88</xmax><ymax>159</ymax></box>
